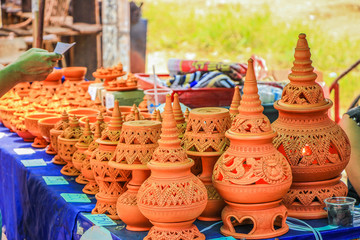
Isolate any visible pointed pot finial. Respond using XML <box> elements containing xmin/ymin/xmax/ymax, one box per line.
<box><xmin>155</xmin><ymin>110</ymin><xmax>162</xmax><ymax>122</ymax></box>
<box><xmin>94</xmin><ymin>96</ymin><xmax>102</xmax><ymax>105</ymax></box>
<box><xmin>229</xmin><ymin>86</ymin><xmax>241</xmax><ymax>116</ymax></box>
<box><xmin>97</xmin><ymin>111</ymin><xmax>104</xmax><ymax>123</ymax></box>
<box><xmin>108</xmin><ymin>100</ymin><xmax>122</xmax><ymax>130</ymax></box>
<box><xmin>83</xmin><ymin>118</ymin><xmax>92</xmax><ymax>136</ymax></box>
<box><xmin>70</xmin><ymin>115</ymin><xmax>80</xmax><ymax>127</ymax></box>
<box><xmin>94</xmin><ymin>120</ymin><xmax>101</xmax><ymax>139</ymax></box>
<box><xmin>184</xmin><ymin>108</ymin><xmax>190</xmax><ymax>121</ymax></box>
<box><xmin>173</xmin><ymin>93</ymin><xmax>185</xmax><ymax>124</ymax></box>
<box><xmin>152</xmin><ymin>94</ymin><xmax>187</xmax><ymax>163</ymax></box>
<box><xmin>278</xmin><ymin>33</ymin><xmax>326</xmax><ymax>106</ymax></box>
<box><xmin>151</xmin><ymin>110</ymin><xmax>157</xmax><ymax>121</ymax></box>
<box><xmin>237</xmin><ymin>58</ymin><xmax>264</xmax><ymax>116</ymax></box>
<box><xmin>61</xmin><ymin>110</ymin><xmax>69</xmax><ymax>120</ymax></box>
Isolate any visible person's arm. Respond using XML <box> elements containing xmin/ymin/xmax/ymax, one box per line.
<box><xmin>0</xmin><ymin>48</ymin><xmax>62</xmax><ymax>97</ymax></box>
<box><xmin>342</xmin><ymin>113</ymin><xmax>360</xmax><ymax>195</ymax></box>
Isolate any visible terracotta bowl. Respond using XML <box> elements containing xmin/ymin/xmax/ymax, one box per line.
<box><xmin>45</xmin><ymin>68</ymin><xmax>63</xmax><ymax>81</ymax></box>
<box><xmin>16</xmin><ymin>129</ymin><xmax>35</xmax><ymax>142</ymax></box>
<box><xmin>38</xmin><ymin>117</ymin><xmax>61</xmax><ymax>142</ymax></box>
<box><xmin>106</xmin><ymin>106</ymin><xmax>132</xmax><ymax>116</ymax></box>
<box><xmin>25</xmin><ymin>113</ymin><xmax>59</xmax><ymax>138</ymax></box>
<box><xmin>79</xmin><ymin>115</ymin><xmax>111</xmax><ymax>128</ymax></box>
<box><xmin>63</xmin><ymin>67</ymin><xmax>87</xmax><ymax>79</ymax></box>
<box><xmin>68</xmin><ymin>108</ymin><xmax>100</xmax><ymax>118</ymax></box>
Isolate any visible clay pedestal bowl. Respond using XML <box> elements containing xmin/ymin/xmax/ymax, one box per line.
<box><xmin>68</xmin><ymin>108</ymin><xmax>100</xmax><ymax>118</ymax></box>
<box><xmin>25</xmin><ymin>113</ymin><xmax>58</xmax><ymax>148</ymax></box>
<box><xmin>79</xmin><ymin>115</ymin><xmax>111</xmax><ymax>128</ymax></box>
<box><xmin>39</xmin><ymin>117</ymin><xmax>61</xmax><ymax>154</ymax></box>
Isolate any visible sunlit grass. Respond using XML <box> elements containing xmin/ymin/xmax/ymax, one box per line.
<box><xmin>143</xmin><ymin>1</ymin><xmax>360</xmax><ymax>114</ymax></box>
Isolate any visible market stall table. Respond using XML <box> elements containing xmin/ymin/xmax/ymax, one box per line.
<box><xmin>0</xmin><ymin>124</ymin><xmax>359</xmax><ymax>240</ymax></box>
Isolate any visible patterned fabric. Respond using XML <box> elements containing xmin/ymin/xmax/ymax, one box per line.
<box><xmin>167</xmin><ymin>71</ymin><xmax>235</xmax><ymax>89</ymax></box>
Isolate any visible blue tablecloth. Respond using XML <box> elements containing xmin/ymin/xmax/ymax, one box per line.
<box><xmin>0</xmin><ymin>124</ymin><xmax>360</xmax><ymax>240</ymax></box>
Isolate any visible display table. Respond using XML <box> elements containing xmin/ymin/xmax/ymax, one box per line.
<box><xmin>0</xmin><ymin>124</ymin><xmax>359</xmax><ymax>240</ymax></box>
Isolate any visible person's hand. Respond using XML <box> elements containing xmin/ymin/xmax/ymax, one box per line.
<box><xmin>9</xmin><ymin>48</ymin><xmax>62</xmax><ymax>83</ymax></box>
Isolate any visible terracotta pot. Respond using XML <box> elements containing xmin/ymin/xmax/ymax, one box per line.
<box><xmin>63</xmin><ymin>67</ymin><xmax>87</xmax><ymax>79</ymax></box>
<box><xmin>91</xmin><ymin>101</ymin><xmax>131</xmax><ymax>219</ymax></box>
<box><xmin>283</xmin><ymin>175</ymin><xmax>347</xmax><ymax>219</ymax></box>
<box><xmin>38</xmin><ymin>117</ymin><xmax>61</xmax><ymax>154</ymax></box>
<box><xmin>137</xmin><ymin>95</ymin><xmax>207</xmax><ymax>240</ymax></box>
<box><xmin>45</xmin><ymin>68</ymin><xmax>63</xmax><ymax>81</ymax></box>
<box><xmin>213</xmin><ymin>59</ymin><xmax>292</xmax><ymax>239</ymax></box>
<box><xmin>78</xmin><ymin>115</ymin><xmax>110</xmax><ymax>129</ymax></box>
<box><xmin>72</xmin><ymin>118</ymin><xmax>93</xmax><ymax>184</ymax></box>
<box><xmin>183</xmin><ymin>107</ymin><xmax>231</xmax><ymax>221</ymax></box>
<box><xmin>106</xmin><ymin>106</ymin><xmax>132</xmax><ymax>117</ymax></box>
<box><xmin>58</xmin><ymin>116</ymin><xmax>83</xmax><ymax>176</ymax></box>
<box><xmin>68</xmin><ymin>108</ymin><xmax>100</xmax><ymax>118</ymax></box>
<box><xmin>17</xmin><ymin>129</ymin><xmax>35</xmax><ymax>142</ymax></box>
<box><xmin>108</xmin><ymin>120</ymin><xmax>161</xmax><ymax>231</ymax></box>
<box><xmin>24</xmin><ymin>113</ymin><xmax>58</xmax><ymax>148</ymax></box>
<box><xmin>82</xmin><ymin>121</ymin><xmax>101</xmax><ymax>195</ymax></box>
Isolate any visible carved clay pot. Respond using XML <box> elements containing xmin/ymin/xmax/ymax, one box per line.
<box><xmin>183</xmin><ymin>107</ymin><xmax>231</xmax><ymax>221</ymax></box>
<box><xmin>213</xmin><ymin>59</ymin><xmax>292</xmax><ymax>239</ymax></box>
<box><xmin>82</xmin><ymin>121</ymin><xmax>101</xmax><ymax>195</ymax></box>
<box><xmin>72</xmin><ymin>118</ymin><xmax>93</xmax><ymax>184</ymax></box>
<box><xmin>58</xmin><ymin>115</ymin><xmax>83</xmax><ymax>176</ymax></box>
<box><xmin>38</xmin><ymin>116</ymin><xmax>61</xmax><ymax>154</ymax></box>
<box><xmin>272</xmin><ymin>34</ymin><xmax>351</xmax><ymax>183</ymax></box>
<box><xmin>79</xmin><ymin>114</ymin><xmax>110</xmax><ymax>131</ymax></box>
<box><xmin>50</xmin><ymin>111</ymin><xmax>70</xmax><ymax>165</ymax></box>
<box><xmin>271</xmin><ymin>34</ymin><xmax>351</xmax><ymax>220</ymax></box>
<box><xmin>137</xmin><ymin>95</ymin><xmax>207</xmax><ymax>240</ymax></box>
<box><xmin>68</xmin><ymin>108</ymin><xmax>100</xmax><ymax>118</ymax></box>
<box><xmin>24</xmin><ymin>113</ymin><xmax>58</xmax><ymax>148</ymax></box>
<box><xmin>283</xmin><ymin>175</ymin><xmax>347</xmax><ymax>219</ymax></box>
<box><xmin>91</xmin><ymin>101</ymin><xmax>131</xmax><ymax>219</ymax></box>
<box><xmin>109</xmin><ymin>120</ymin><xmax>161</xmax><ymax>231</ymax></box>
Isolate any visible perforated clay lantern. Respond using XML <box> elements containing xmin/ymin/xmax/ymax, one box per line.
<box><xmin>137</xmin><ymin>95</ymin><xmax>208</xmax><ymax>240</ymax></box>
<box><xmin>183</xmin><ymin>107</ymin><xmax>231</xmax><ymax>221</ymax></box>
<box><xmin>272</xmin><ymin>33</ymin><xmax>351</xmax><ymax>219</ymax></box>
<box><xmin>90</xmin><ymin>100</ymin><xmax>131</xmax><ymax>219</ymax></box>
<box><xmin>109</xmin><ymin>120</ymin><xmax>161</xmax><ymax>231</ymax></box>
<box><xmin>212</xmin><ymin>58</ymin><xmax>292</xmax><ymax>239</ymax></box>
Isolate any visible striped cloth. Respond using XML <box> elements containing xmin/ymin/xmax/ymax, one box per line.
<box><xmin>167</xmin><ymin>71</ymin><xmax>235</xmax><ymax>89</ymax></box>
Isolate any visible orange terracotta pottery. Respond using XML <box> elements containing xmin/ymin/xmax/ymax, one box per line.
<box><xmin>72</xmin><ymin>118</ymin><xmax>93</xmax><ymax>184</ymax></box>
<box><xmin>63</xmin><ymin>67</ymin><xmax>87</xmax><ymax>87</ymax></box>
<box><xmin>173</xmin><ymin>93</ymin><xmax>187</xmax><ymax>139</ymax></box>
<box><xmin>213</xmin><ymin>59</ymin><xmax>292</xmax><ymax>239</ymax></box>
<box><xmin>93</xmin><ymin>63</ymin><xmax>126</xmax><ymax>87</ymax></box>
<box><xmin>229</xmin><ymin>86</ymin><xmax>241</xmax><ymax>120</ymax></box>
<box><xmin>38</xmin><ymin>116</ymin><xmax>61</xmax><ymax>154</ymax></box>
<box><xmin>109</xmin><ymin>120</ymin><xmax>161</xmax><ymax>231</ymax></box>
<box><xmin>50</xmin><ymin>111</ymin><xmax>70</xmax><ymax>165</ymax></box>
<box><xmin>68</xmin><ymin>108</ymin><xmax>100</xmax><ymax>118</ymax></box>
<box><xmin>137</xmin><ymin>95</ymin><xmax>207</xmax><ymax>240</ymax></box>
<box><xmin>24</xmin><ymin>113</ymin><xmax>59</xmax><ymax>148</ymax></box>
<box><xmin>58</xmin><ymin>115</ymin><xmax>83</xmax><ymax>176</ymax></box>
<box><xmin>79</xmin><ymin>113</ymin><xmax>110</xmax><ymax>132</ymax></box>
<box><xmin>183</xmin><ymin>107</ymin><xmax>231</xmax><ymax>221</ymax></box>
<box><xmin>82</xmin><ymin>121</ymin><xmax>101</xmax><ymax>195</ymax></box>
<box><xmin>271</xmin><ymin>34</ymin><xmax>351</xmax><ymax>219</ymax></box>
<box><xmin>91</xmin><ymin>100</ymin><xmax>131</xmax><ymax>219</ymax></box>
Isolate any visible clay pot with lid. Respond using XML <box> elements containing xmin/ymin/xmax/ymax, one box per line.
<box><xmin>72</xmin><ymin>118</ymin><xmax>93</xmax><ymax>184</ymax></box>
<box><xmin>183</xmin><ymin>107</ymin><xmax>231</xmax><ymax>221</ymax></box>
<box><xmin>50</xmin><ymin>111</ymin><xmax>70</xmax><ymax>165</ymax></box>
<box><xmin>90</xmin><ymin>100</ymin><xmax>131</xmax><ymax>219</ymax></box>
<box><xmin>58</xmin><ymin>115</ymin><xmax>83</xmax><ymax>176</ymax></box>
<box><xmin>212</xmin><ymin>59</ymin><xmax>292</xmax><ymax>239</ymax></box>
<box><xmin>38</xmin><ymin>116</ymin><xmax>61</xmax><ymax>154</ymax></box>
<box><xmin>271</xmin><ymin>34</ymin><xmax>351</xmax><ymax>219</ymax></box>
<box><xmin>109</xmin><ymin>120</ymin><xmax>161</xmax><ymax>231</ymax></box>
<box><xmin>137</xmin><ymin>95</ymin><xmax>207</xmax><ymax>240</ymax></box>
<box><xmin>24</xmin><ymin>113</ymin><xmax>59</xmax><ymax>148</ymax></box>
<box><xmin>82</xmin><ymin>121</ymin><xmax>102</xmax><ymax>195</ymax></box>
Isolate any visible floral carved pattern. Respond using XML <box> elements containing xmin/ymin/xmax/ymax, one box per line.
<box><xmin>281</xmin><ymin>83</ymin><xmax>325</xmax><ymax>105</ymax></box>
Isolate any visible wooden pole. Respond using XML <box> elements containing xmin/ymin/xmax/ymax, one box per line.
<box><xmin>36</xmin><ymin>0</ymin><xmax>46</xmax><ymax>48</ymax></box>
